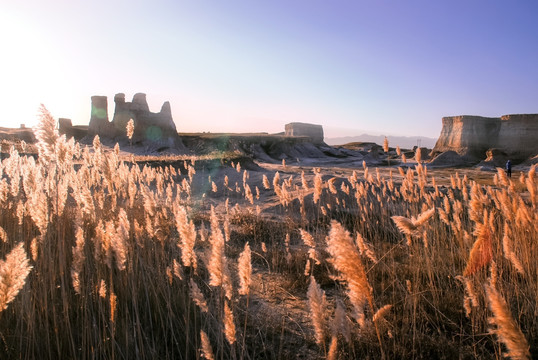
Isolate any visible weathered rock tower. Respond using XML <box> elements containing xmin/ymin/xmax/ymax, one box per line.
<box><xmin>87</xmin><ymin>93</ymin><xmax>183</xmax><ymax>149</ymax></box>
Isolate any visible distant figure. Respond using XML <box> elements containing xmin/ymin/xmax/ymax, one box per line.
<box><xmin>506</xmin><ymin>159</ymin><xmax>512</xmax><ymax>178</ymax></box>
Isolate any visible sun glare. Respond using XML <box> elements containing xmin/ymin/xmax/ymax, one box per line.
<box><xmin>0</xmin><ymin>13</ymin><xmax>64</xmax><ymax>128</ymax></box>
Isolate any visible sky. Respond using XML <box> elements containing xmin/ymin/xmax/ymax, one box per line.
<box><xmin>1</xmin><ymin>0</ymin><xmax>538</xmax><ymax>139</ymax></box>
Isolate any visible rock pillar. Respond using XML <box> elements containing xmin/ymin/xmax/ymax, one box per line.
<box><xmin>88</xmin><ymin>96</ymin><xmax>114</xmax><ymax>137</ymax></box>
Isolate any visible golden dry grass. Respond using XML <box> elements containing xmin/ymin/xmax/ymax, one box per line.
<box><xmin>0</xmin><ymin>107</ymin><xmax>535</xmax><ymax>359</ymax></box>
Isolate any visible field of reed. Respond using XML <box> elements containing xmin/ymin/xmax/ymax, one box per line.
<box><xmin>0</xmin><ymin>106</ymin><xmax>536</xmax><ymax>359</ymax></box>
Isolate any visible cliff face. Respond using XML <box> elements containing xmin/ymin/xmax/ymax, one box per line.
<box><xmin>285</xmin><ymin>122</ymin><xmax>324</xmax><ymax>144</ymax></box>
<box><xmin>433</xmin><ymin>114</ymin><xmax>538</xmax><ymax>160</ymax></box>
<box><xmin>496</xmin><ymin>114</ymin><xmax>538</xmax><ymax>157</ymax></box>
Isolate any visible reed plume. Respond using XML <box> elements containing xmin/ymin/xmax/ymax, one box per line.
<box><xmin>414</xmin><ymin>207</ymin><xmax>436</xmax><ymax>226</ymax></box>
<box><xmin>456</xmin><ymin>275</ymin><xmax>479</xmax><ymax>317</ymax></box>
<box><xmin>112</xmin><ymin>209</ymin><xmax>129</xmax><ymax>271</ymax></box>
<box><xmin>174</xmin><ymin>204</ymin><xmax>198</xmax><ymax>269</ymax></box>
<box><xmin>340</xmin><ymin>182</ymin><xmax>350</xmax><ymax>195</ymax></box>
<box><xmin>243</xmin><ymin>169</ymin><xmax>249</xmax><ymax>185</ymax></box>
<box><xmin>0</xmin><ymin>227</ymin><xmax>7</xmax><ymax>243</ymax></box>
<box><xmin>285</xmin><ymin>233</ymin><xmax>292</xmax><ymax>264</ymax></box>
<box><xmin>497</xmin><ymin>167</ymin><xmax>510</xmax><ymax>187</ymax></box>
<box><xmin>272</xmin><ymin>171</ymin><xmax>280</xmax><ymax>190</ymax></box>
<box><xmin>30</xmin><ymin>237</ymin><xmax>38</xmax><ymax>262</ymax></box>
<box><xmin>415</xmin><ymin>147</ymin><xmax>422</xmax><ymax>163</ymax></box>
<box><xmin>238</xmin><ymin>242</ymin><xmax>252</xmax><ymax>296</ymax></box>
<box><xmin>328</xmin><ymin>177</ymin><xmax>338</xmax><ymax>194</ymax></box>
<box><xmin>224</xmin><ymin>302</ymin><xmax>237</xmax><ymax>345</ymax></box>
<box><xmin>313</xmin><ymin>170</ymin><xmax>322</xmax><ymax>204</ymax></box>
<box><xmin>272</xmin><ymin>172</ymin><xmax>283</xmax><ymax>200</ymax></box>
<box><xmin>327</xmin><ymin>335</ymin><xmax>338</xmax><ymax>360</ymax></box>
<box><xmin>99</xmin><ymin>279</ymin><xmax>107</xmax><ymax>298</ymax></box>
<box><xmin>502</xmin><ymin>223</ymin><xmax>524</xmax><ymax>275</ymax></box>
<box><xmin>307</xmin><ymin>276</ymin><xmax>328</xmax><ymax>345</ymax></box>
<box><xmin>109</xmin><ymin>291</ymin><xmax>117</xmax><ymax>323</ymax></box>
<box><xmin>391</xmin><ymin>207</ymin><xmax>435</xmax><ymax>238</ymax></box>
<box><xmin>0</xmin><ymin>243</ymin><xmax>33</xmax><ymax>312</ymax></box>
<box><xmin>300</xmin><ymin>229</ymin><xmax>320</xmax><ymax>265</ymax></box>
<box><xmin>244</xmin><ymin>183</ymin><xmax>254</xmax><ymax>205</ymax></box>
<box><xmin>326</xmin><ymin>221</ymin><xmax>372</xmax><ymax>327</ymax></box>
<box><xmin>189</xmin><ymin>278</ymin><xmax>208</xmax><ymax>313</ymax></box>
<box><xmin>188</xmin><ymin>164</ymin><xmax>196</xmax><ymax>182</ymax></box>
<box><xmin>485</xmin><ymin>284</ymin><xmax>530</xmax><ymax>360</ymax></box>
<box><xmin>262</xmin><ymin>174</ymin><xmax>270</xmax><ymax>189</ymax></box>
<box><xmin>71</xmin><ymin>226</ymin><xmax>86</xmax><ymax>294</ymax></box>
<box><xmin>126</xmin><ymin>118</ymin><xmax>134</xmax><ymax>140</ymax></box>
<box><xmin>464</xmin><ymin>213</ymin><xmax>493</xmax><ymax>277</ymax></box>
<box><xmin>372</xmin><ymin>304</ymin><xmax>392</xmax><ymax>323</ymax></box>
<box><xmin>173</xmin><ymin>259</ymin><xmax>184</xmax><ymax>280</ymax></box>
<box><xmin>200</xmin><ymin>330</ymin><xmax>215</xmax><ymax>360</ymax></box>
<box><xmin>355</xmin><ymin>232</ymin><xmax>377</xmax><ymax>263</ymax></box>
<box><xmin>224</xmin><ymin>216</ymin><xmax>230</xmax><ymax>243</ymax></box>
<box><xmin>301</xmin><ymin>170</ymin><xmax>309</xmax><ymax>190</ymax></box>
<box><xmin>526</xmin><ymin>175</ymin><xmax>536</xmax><ymax>208</ymax></box>
<box><xmin>383</xmin><ymin>137</ymin><xmax>389</xmax><ymax>153</ymax></box>
<box><xmin>34</xmin><ymin>104</ymin><xmax>60</xmax><ymax>163</ymax></box>
<box><xmin>331</xmin><ymin>298</ymin><xmax>351</xmax><ymax>343</ymax></box>
<box><xmin>529</xmin><ymin>164</ymin><xmax>536</xmax><ymax>182</ymax></box>
<box><xmin>208</xmin><ymin>207</ymin><xmax>233</xmax><ymax>299</ymax></box>
<box><xmin>490</xmin><ymin>260</ymin><xmax>498</xmax><ymax>289</ymax></box>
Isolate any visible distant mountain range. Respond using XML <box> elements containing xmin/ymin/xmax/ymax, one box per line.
<box><xmin>325</xmin><ymin>134</ymin><xmax>437</xmax><ymax>149</ymax></box>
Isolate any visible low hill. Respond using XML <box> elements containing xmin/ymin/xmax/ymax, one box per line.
<box><xmin>326</xmin><ymin>134</ymin><xmax>437</xmax><ymax>149</ymax></box>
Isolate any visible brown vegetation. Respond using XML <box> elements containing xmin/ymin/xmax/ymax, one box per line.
<box><xmin>0</xmin><ymin>106</ymin><xmax>536</xmax><ymax>359</ymax></box>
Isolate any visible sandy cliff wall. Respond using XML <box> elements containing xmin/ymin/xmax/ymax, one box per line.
<box><xmin>433</xmin><ymin>114</ymin><xmax>538</xmax><ymax>160</ymax></box>
<box><xmin>433</xmin><ymin>116</ymin><xmax>500</xmax><ymax>157</ymax></box>
<box><xmin>496</xmin><ymin>114</ymin><xmax>538</xmax><ymax>157</ymax></box>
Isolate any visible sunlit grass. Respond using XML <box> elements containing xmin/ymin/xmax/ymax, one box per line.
<box><xmin>0</xmin><ymin>106</ymin><xmax>535</xmax><ymax>359</ymax></box>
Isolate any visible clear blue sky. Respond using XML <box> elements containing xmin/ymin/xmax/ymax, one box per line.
<box><xmin>1</xmin><ymin>0</ymin><xmax>537</xmax><ymax>138</ymax></box>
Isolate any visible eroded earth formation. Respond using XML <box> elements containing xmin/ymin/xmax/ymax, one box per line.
<box><xmin>87</xmin><ymin>93</ymin><xmax>183</xmax><ymax>150</ymax></box>
<box><xmin>431</xmin><ymin>114</ymin><xmax>538</xmax><ymax>165</ymax></box>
